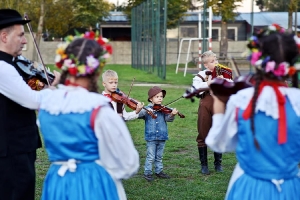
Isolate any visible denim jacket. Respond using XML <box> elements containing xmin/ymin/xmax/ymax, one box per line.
<box><xmin>138</xmin><ymin>103</ymin><xmax>175</xmax><ymax>141</ymax></box>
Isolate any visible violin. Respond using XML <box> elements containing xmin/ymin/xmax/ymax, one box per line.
<box><xmin>209</xmin><ymin>74</ymin><xmax>255</xmax><ymax>103</ymax></box>
<box><xmin>152</xmin><ymin>104</ymin><xmax>185</xmax><ymax>118</ymax></box>
<box><xmin>183</xmin><ymin>57</ymin><xmax>255</xmax><ymax>102</ymax></box>
<box><xmin>15</xmin><ymin>56</ymin><xmax>55</xmax><ymax>90</ymax></box>
<box><xmin>18</xmin><ymin>14</ymin><xmax>55</xmax><ymax>90</ymax></box>
<box><xmin>111</xmin><ymin>89</ymin><xmax>157</xmax><ymax>119</ymax></box>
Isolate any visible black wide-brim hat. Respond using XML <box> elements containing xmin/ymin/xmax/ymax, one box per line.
<box><xmin>0</xmin><ymin>9</ymin><xmax>31</xmax><ymax>29</ymax></box>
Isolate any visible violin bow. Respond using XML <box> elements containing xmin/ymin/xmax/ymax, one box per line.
<box><xmin>123</xmin><ymin>77</ymin><xmax>135</xmax><ymax>111</ymax></box>
<box><xmin>154</xmin><ymin>95</ymin><xmax>184</xmax><ymax>112</ymax></box>
<box><xmin>24</xmin><ymin>13</ymin><xmax>51</xmax><ymax>86</ymax></box>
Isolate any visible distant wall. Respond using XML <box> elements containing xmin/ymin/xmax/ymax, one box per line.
<box><xmin>23</xmin><ymin>33</ymin><xmax>248</xmax><ymax>66</ymax></box>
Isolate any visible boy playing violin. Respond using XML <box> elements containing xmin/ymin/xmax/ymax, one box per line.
<box><xmin>192</xmin><ymin>51</ymin><xmax>224</xmax><ymax>175</ymax></box>
<box><xmin>101</xmin><ymin>69</ymin><xmax>143</xmax><ymax>120</ymax></box>
<box><xmin>138</xmin><ymin>86</ymin><xmax>178</xmax><ymax>181</ymax></box>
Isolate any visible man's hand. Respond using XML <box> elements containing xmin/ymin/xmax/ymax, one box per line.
<box><xmin>50</xmin><ymin>70</ymin><xmax>61</xmax><ymax>86</ymax></box>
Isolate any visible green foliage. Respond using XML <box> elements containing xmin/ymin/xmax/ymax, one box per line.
<box><xmin>256</xmin><ymin>0</ymin><xmax>300</xmax><ymax>12</ymax></box>
<box><xmin>208</xmin><ymin>0</ymin><xmax>243</xmax><ymax>22</ymax></box>
<box><xmin>0</xmin><ymin>0</ymin><xmax>113</xmax><ymax>37</ymax></box>
<box><xmin>124</xmin><ymin>0</ymin><xmax>190</xmax><ymax>29</ymax></box>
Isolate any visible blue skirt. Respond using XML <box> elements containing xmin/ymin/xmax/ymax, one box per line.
<box><xmin>42</xmin><ymin>162</ymin><xmax>119</xmax><ymax>200</ymax></box>
<box><xmin>227</xmin><ymin>173</ymin><xmax>300</xmax><ymax>200</ymax></box>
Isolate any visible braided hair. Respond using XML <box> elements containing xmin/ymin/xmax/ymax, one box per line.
<box><xmin>59</xmin><ymin>38</ymin><xmax>103</xmax><ymax>92</ymax></box>
<box><xmin>248</xmin><ymin>31</ymin><xmax>299</xmax><ymax>149</ymax></box>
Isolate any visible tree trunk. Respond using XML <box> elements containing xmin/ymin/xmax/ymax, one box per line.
<box><xmin>34</xmin><ymin>0</ymin><xmax>44</xmax><ymax>62</ymax></box>
<box><xmin>288</xmin><ymin>0</ymin><xmax>296</xmax><ymax>31</ymax></box>
<box><xmin>219</xmin><ymin>20</ymin><xmax>228</xmax><ymax>59</ymax></box>
<box><xmin>288</xmin><ymin>9</ymin><xmax>293</xmax><ymax>31</ymax></box>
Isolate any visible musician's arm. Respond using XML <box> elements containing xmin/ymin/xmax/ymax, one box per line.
<box><xmin>191</xmin><ymin>71</ymin><xmax>209</xmax><ymax>90</ymax></box>
<box><xmin>0</xmin><ymin>61</ymin><xmax>42</xmax><ymax>109</ymax></box>
<box><xmin>206</xmin><ymin>96</ymin><xmax>238</xmax><ymax>153</ymax></box>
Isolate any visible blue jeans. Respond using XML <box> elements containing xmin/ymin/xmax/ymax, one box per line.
<box><xmin>144</xmin><ymin>140</ymin><xmax>166</xmax><ymax>175</ymax></box>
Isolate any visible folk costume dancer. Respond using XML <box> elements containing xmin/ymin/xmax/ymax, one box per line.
<box><xmin>38</xmin><ymin>33</ymin><xmax>139</xmax><ymax>200</ymax></box>
<box><xmin>206</xmin><ymin>24</ymin><xmax>300</xmax><ymax>199</ymax></box>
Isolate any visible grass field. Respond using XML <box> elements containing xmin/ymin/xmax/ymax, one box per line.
<box><xmin>35</xmin><ymin>64</ymin><xmax>237</xmax><ymax>200</ymax></box>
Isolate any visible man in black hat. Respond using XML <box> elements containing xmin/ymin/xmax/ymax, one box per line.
<box><xmin>0</xmin><ymin>9</ymin><xmax>58</xmax><ymax>200</ymax></box>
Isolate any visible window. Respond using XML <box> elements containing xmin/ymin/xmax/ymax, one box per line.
<box><xmin>180</xmin><ymin>27</ymin><xmax>197</xmax><ymax>38</ymax></box>
<box><xmin>206</xmin><ymin>27</ymin><xmax>237</xmax><ymax>41</ymax></box>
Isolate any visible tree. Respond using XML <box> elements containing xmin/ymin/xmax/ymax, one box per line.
<box><xmin>124</xmin><ymin>0</ymin><xmax>190</xmax><ymax>29</ymax></box>
<box><xmin>255</xmin><ymin>0</ymin><xmax>299</xmax><ymax>30</ymax></box>
<box><xmin>207</xmin><ymin>0</ymin><xmax>242</xmax><ymax>57</ymax></box>
<box><xmin>0</xmin><ymin>0</ymin><xmax>112</xmax><ymax>38</ymax></box>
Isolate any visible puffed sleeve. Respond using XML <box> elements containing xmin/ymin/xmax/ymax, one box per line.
<box><xmin>205</xmin><ymin>97</ymin><xmax>238</xmax><ymax>153</ymax></box>
<box><xmin>0</xmin><ymin>61</ymin><xmax>42</xmax><ymax>109</ymax></box>
<box><xmin>122</xmin><ymin>109</ymin><xmax>139</xmax><ymax>121</ymax></box>
<box><xmin>94</xmin><ymin>105</ymin><xmax>140</xmax><ymax>180</ymax></box>
<box><xmin>192</xmin><ymin>71</ymin><xmax>209</xmax><ymax>90</ymax></box>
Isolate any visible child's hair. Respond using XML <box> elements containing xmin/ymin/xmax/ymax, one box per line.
<box><xmin>59</xmin><ymin>38</ymin><xmax>103</xmax><ymax>92</ymax></box>
<box><xmin>102</xmin><ymin>70</ymin><xmax>118</xmax><ymax>82</ymax></box>
<box><xmin>248</xmin><ymin>31</ymin><xmax>299</xmax><ymax>150</ymax></box>
<box><xmin>201</xmin><ymin>51</ymin><xmax>216</xmax><ymax>64</ymax></box>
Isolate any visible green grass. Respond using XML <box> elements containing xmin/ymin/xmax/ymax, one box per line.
<box><xmin>35</xmin><ymin>64</ymin><xmax>237</xmax><ymax>200</ymax></box>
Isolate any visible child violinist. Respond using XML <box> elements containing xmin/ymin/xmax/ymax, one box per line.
<box><xmin>138</xmin><ymin>86</ymin><xmax>178</xmax><ymax>181</ymax></box>
<box><xmin>101</xmin><ymin>69</ymin><xmax>143</xmax><ymax>120</ymax></box>
<box><xmin>191</xmin><ymin>51</ymin><xmax>226</xmax><ymax>175</ymax></box>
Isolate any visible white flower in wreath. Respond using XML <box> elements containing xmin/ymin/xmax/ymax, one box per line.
<box><xmin>268</xmin><ymin>25</ymin><xmax>276</xmax><ymax>31</ymax></box>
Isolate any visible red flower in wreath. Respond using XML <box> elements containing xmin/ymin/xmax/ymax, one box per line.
<box><xmin>68</xmin><ymin>67</ymin><xmax>78</xmax><ymax>76</ymax></box>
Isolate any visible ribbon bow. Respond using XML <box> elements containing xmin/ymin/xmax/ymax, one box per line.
<box><xmin>57</xmin><ymin>159</ymin><xmax>78</xmax><ymax>177</ymax></box>
<box><xmin>243</xmin><ymin>80</ymin><xmax>287</xmax><ymax>144</ymax></box>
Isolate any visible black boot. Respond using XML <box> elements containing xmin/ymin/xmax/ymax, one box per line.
<box><xmin>214</xmin><ymin>152</ymin><xmax>223</xmax><ymax>172</ymax></box>
<box><xmin>198</xmin><ymin>147</ymin><xmax>210</xmax><ymax>175</ymax></box>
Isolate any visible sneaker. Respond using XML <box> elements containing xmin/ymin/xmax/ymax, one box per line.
<box><xmin>155</xmin><ymin>171</ymin><xmax>170</xmax><ymax>179</ymax></box>
<box><xmin>144</xmin><ymin>174</ymin><xmax>154</xmax><ymax>182</ymax></box>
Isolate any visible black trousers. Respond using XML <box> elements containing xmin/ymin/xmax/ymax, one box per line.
<box><xmin>0</xmin><ymin>151</ymin><xmax>36</xmax><ymax>200</ymax></box>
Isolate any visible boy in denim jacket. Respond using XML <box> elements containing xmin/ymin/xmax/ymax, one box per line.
<box><xmin>138</xmin><ymin>86</ymin><xmax>178</xmax><ymax>182</ymax></box>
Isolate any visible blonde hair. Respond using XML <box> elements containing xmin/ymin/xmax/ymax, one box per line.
<box><xmin>201</xmin><ymin>51</ymin><xmax>216</xmax><ymax>64</ymax></box>
<box><xmin>102</xmin><ymin>70</ymin><xmax>118</xmax><ymax>82</ymax></box>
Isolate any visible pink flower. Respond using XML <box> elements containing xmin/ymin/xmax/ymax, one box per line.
<box><xmin>273</xmin><ymin>62</ymin><xmax>289</xmax><ymax>76</ymax></box>
<box><xmin>265</xmin><ymin>61</ymin><xmax>276</xmax><ymax>72</ymax></box>
<box><xmin>251</xmin><ymin>51</ymin><xmax>262</xmax><ymax>65</ymax></box>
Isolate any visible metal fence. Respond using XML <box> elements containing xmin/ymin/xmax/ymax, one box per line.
<box><xmin>131</xmin><ymin>0</ymin><xmax>167</xmax><ymax>79</ymax></box>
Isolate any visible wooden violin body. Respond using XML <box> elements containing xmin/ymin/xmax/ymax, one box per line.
<box><xmin>152</xmin><ymin>104</ymin><xmax>185</xmax><ymax>118</ymax></box>
<box><xmin>111</xmin><ymin>89</ymin><xmax>157</xmax><ymax>119</ymax></box>
<box><xmin>209</xmin><ymin>74</ymin><xmax>255</xmax><ymax>103</ymax></box>
<box><xmin>14</xmin><ymin>56</ymin><xmax>55</xmax><ymax>90</ymax></box>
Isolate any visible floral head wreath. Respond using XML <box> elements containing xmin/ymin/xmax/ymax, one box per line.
<box><xmin>55</xmin><ymin>31</ymin><xmax>113</xmax><ymax>77</ymax></box>
<box><xmin>247</xmin><ymin>23</ymin><xmax>300</xmax><ymax>79</ymax></box>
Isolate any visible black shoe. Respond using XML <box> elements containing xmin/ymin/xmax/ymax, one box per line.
<box><xmin>155</xmin><ymin>171</ymin><xmax>170</xmax><ymax>179</ymax></box>
<box><xmin>201</xmin><ymin>166</ymin><xmax>210</xmax><ymax>175</ymax></box>
<box><xmin>215</xmin><ymin>165</ymin><xmax>223</xmax><ymax>172</ymax></box>
<box><xmin>144</xmin><ymin>174</ymin><xmax>154</xmax><ymax>182</ymax></box>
